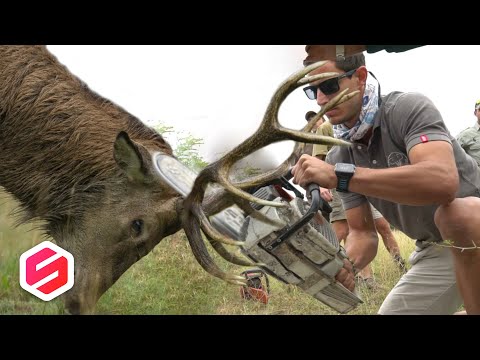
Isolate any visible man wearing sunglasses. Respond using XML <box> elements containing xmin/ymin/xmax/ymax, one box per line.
<box><xmin>292</xmin><ymin>46</ymin><xmax>480</xmax><ymax>315</ymax></box>
<box><xmin>456</xmin><ymin>100</ymin><xmax>480</xmax><ymax>167</ymax></box>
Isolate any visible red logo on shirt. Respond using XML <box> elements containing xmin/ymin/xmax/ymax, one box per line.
<box><xmin>420</xmin><ymin>135</ymin><xmax>429</xmax><ymax>143</ymax></box>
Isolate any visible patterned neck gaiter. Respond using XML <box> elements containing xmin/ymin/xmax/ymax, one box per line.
<box><xmin>333</xmin><ymin>77</ymin><xmax>379</xmax><ymax>141</ymax></box>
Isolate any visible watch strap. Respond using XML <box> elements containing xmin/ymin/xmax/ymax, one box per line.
<box><xmin>337</xmin><ymin>176</ymin><xmax>350</xmax><ymax>192</ymax></box>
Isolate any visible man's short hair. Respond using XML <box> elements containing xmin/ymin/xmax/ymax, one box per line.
<box><xmin>475</xmin><ymin>99</ymin><xmax>480</xmax><ymax>110</ymax></box>
<box><xmin>303</xmin><ymin>45</ymin><xmax>365</xmax><ymax>72</ymax></box>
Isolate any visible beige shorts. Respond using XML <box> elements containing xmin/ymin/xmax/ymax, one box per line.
<box><xmin>329</xmin><ymin>188</ymin><xmax>383</xmax><ymax>223</ymax></box>
<box><xmin>378</xmin><ymin>241</ymin><xmax>463</xmax><ymax>314</ymax></box>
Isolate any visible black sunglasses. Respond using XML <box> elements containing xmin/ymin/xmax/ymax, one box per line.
<box><xmin>303</xmin><ymin>69</ymin><xmax>357</xmax><ymax>100</ymax></box>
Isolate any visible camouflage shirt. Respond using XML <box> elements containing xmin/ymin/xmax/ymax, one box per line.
<box><xmin>456</xmin><ymin>122</ymin><xmax>480</xmax><ymax>167</ymax></box>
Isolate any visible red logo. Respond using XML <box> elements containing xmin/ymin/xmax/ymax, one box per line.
<box><xmin>420</xmin><ymin>135</ymin><xmax>429</xmax><ymax>143</ymax></box>
<box><xmin>19</xmin><ymin>241</ymin><xmax>74</xmax><ymax>301</ymax></box>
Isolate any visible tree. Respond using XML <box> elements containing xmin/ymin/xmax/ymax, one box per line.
<box><xmin>153</xmin><ymin>123</ymin><xmax>208</xmax><ymax>172</ymax></box>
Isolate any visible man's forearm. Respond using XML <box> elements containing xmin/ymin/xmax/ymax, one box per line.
<box><xmin>349</xmin><ymin>163</ymin><xmax>458</xmax><ymax>206</ymax></box>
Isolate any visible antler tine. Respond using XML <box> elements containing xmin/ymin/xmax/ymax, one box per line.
<box><xmin>181</xmin><ymin>200</ymin><xmax>247</xmax><ymax>285</ymax></box>
<box><xmin>188</xmin><ymin>179</ymin><xmax>244</xmax><ymax>247</ymax></box>
<box><xmin>207</xmin><ymin>237</ymin><xmax>258</xmax><ymax>267</ymax></box>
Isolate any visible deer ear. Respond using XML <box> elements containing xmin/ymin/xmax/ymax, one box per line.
<box><xmin>113</xmin><ymin>131</ymin><xmax>148</xmax><ymax>183</ymax></box>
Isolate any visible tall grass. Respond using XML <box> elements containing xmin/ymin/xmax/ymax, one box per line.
<box><xmin>0</xmin><ymin>188</ymin><xmax>417</xmax><ymax>315</ymax></box>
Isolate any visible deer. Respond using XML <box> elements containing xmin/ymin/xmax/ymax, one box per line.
<box><xmin>0</xmin><ymin>45</ymin><xmax>355</xmax><ymax>314</ymax></box>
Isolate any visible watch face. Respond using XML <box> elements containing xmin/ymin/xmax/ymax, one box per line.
<box><xmin>335</xmin><ymin>163</ymin><xmax>355</xmax><ymax>173</ymax></box>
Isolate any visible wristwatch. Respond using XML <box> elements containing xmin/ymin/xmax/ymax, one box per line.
<box><xmin>334</xmin><ymin>163</ymin><xmax>356</xmax><ymax>192</ymax></box>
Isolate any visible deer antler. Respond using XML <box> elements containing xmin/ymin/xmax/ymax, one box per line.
<box><xmin>182</xmin><ymin>60</ymin><xmax>359</xmax><ymax>285</ymax></box>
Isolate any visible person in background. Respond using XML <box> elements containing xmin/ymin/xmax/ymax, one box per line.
<box><xmin>456</xmin><ymin>100</ymin><xmax>480</xmax><ymax>166</ymax></box>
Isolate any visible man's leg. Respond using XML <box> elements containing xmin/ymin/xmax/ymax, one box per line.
<box><xmin>378</xmin><ymin>242</ymin><xmax>462</xmax><ymax>315</ymax></box>
<box><xmin>434</xmin><ymin>197</ymin><xmax>480</xmax><ymax>314</ymax></box>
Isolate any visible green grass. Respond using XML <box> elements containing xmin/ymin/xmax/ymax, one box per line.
<box><xmin>1</xmin><ymin>188</ymin><xmax>418</xmax><ymax>315</ymax></box>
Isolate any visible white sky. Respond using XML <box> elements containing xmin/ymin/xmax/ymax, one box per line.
<box><xmin>47</xmin><ymin>45</ymin><xmax>480</xmax><ymax>170</ymax></box>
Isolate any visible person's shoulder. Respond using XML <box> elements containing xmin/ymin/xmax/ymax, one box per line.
<box><xmin>457</xmin><ymin>126</ymin><xmax>477</xmax><ymax>138</ymax></box>
<box><xmin>381</xmin><ymin>91</ymin><xmax>405</xmax><ymax>107</ymax></box>
<box><xmin>383</xmin><ymin>91</ymin><xmax>430</xmax><ymax>105</ymax></box>
<box><xmin>382</xmin><ymin>91</ymin><xmax>435</xmax><ymax>113</ymax></box>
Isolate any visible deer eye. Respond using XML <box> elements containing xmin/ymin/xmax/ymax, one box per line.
<box><xmin>131</xmin><ymin>219</ymin><xmax>144</xmax><ymax>237</ymax></box>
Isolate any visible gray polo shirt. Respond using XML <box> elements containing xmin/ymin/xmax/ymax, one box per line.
<box><xmin>456</xmin><ymin>122</ymin><xmax>480</xmax><ymax>167</ymax></box>
<box><xmin>326</xmin><ymin>91</ymin><xmax>480</xmax><ymax>243</ymax></box>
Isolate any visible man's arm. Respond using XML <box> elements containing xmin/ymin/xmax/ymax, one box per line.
<box><xmin>348</xmin><ymin>141</ymin><xmax>459</xmax><ymax>205</ymax></box>
<box><xmin>293</xmin><ymin>141</ymin><xmax>458</xmax><ymax>207</ymax></box>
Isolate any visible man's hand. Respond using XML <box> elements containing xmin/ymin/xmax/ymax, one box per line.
<box><xmin>335</xmin><ymin>258</ymin><xmax>356</xmax><ymax>292</ymax></box>
<box><xmin>292</xmin><ymin>154</ymin><xmax>336</xmax><ymax>189</ymax></box>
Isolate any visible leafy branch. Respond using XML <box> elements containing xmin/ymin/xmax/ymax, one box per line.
<box><xmin>153</xmin><ymin>122</ymin><xmax>208</xmax><ymax>172</ymax></box>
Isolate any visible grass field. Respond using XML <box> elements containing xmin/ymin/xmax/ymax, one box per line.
<box><xmin>1</xmin><ymin>188</ymin><xmax>419</xmax><ymax>315</ymax></box>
